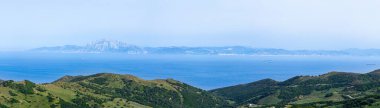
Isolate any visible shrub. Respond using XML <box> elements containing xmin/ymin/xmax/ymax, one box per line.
<box><xmin>325</xmin><ymin>93</ymin><xmax>333</xmax><ymax>97</ymax></box>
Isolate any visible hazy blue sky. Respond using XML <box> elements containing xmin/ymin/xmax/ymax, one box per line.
<box><xmin>1</xmin><ymin>0</ymin><xmax>380</xmax><ymax>51</ymax></box>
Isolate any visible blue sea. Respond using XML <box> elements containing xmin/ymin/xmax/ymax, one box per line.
<box><xmin>1</xmin><ymin>52</ymin><xmax>380</xmax><ymax>90</ymax></box>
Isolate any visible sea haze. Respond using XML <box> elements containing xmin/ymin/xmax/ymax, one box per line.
<box><xmin>0</xmin><ymin>52</ymin><xmax>380</xmax><ymax>90</ymax></box>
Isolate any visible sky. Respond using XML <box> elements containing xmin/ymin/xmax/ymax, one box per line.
<box><xmin>1</xmin><ymin>0</ymin><xmax>380</xmax><ymax>51</ymax></box>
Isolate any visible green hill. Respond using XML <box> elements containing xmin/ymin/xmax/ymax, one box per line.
<box><xmin>211</xmin><ymin>69</ymin><xmax>380</xmax><ymax>108</ymax></box>
<box><xmin>0</xmin><ymin>73</ymin><xmax>230</xmax><ymax>108</ymax></box>
<box><xmin>4</xmin><ymin>70</ymin><xmax>380</xmax><ymax>108</ymax></box>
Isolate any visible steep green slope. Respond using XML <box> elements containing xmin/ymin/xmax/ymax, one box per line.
<box><xmin>211</xmin><ymin>69</ymin><xmax>380</xmax><ymax>107</ymax></box>
<box><xmin>0</xmin><ymin>73</ymin><xmax>230</xmax><ymax>108</ymax></box>
<box><xmin>211</xmin><ymin>79</ymin><xmax>279</xmax><ymax>104</ymax></box>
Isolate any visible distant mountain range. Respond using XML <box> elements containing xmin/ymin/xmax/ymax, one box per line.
<box><xmin>32</xmin><ymin>39</ymin><xmax>145</xmax><ymax>54</ymax></box>
<box><xmin>31</xmin><ymin>39</ymin><xmax>380</xmax><ymax>56</ymax></box>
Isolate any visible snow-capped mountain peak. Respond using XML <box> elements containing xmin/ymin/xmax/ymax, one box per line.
<box><xmin>82</xmin><ymin>39</ymin><xmax>144</xmax><ymax>53</ymax></box>
<box><xmin>86</xmin><ymin>39</ymin><xmax>135</xmax><ymax>50</ymax></box>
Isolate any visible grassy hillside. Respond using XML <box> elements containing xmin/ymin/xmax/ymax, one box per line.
<box><xmin>4</xmin><ymin>70</ymin><xmax>380</xmax><ymax>108</ymax></box>
<box><xmin>0</xmin><ymin>73</ymin><xmax>230</xmax><ymax>108</ymax></box>
<box><xmin>211</xmin><ymin>69</ymin><xmax>380</xmax><ymax>108</ymax></box>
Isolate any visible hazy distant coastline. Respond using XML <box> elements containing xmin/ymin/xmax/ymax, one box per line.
<box><xmin>29</xmin><ymin>39</ymin><xmax>380</xmax><ymax>56</ymax></box>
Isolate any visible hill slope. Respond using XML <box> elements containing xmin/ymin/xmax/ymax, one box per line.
<box><xmin>4</xmin><ymin>70</ymin><xmax>380</xmax><ymax>108</ymax></box>
<box><xmin>211</xmin><ymin>69</ymin><xmax>380</xmax><ymax>107</ymax></box>
<box><xmin>0</xmin><ymin>73</ymin><xmax>230</xmax><ymax>108</ymax></box>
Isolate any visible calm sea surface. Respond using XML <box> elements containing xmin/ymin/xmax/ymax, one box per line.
<box><xmin>1</xmin><ymin>52</ymin><xmax>380</xmax><ymax>90</ymax></box>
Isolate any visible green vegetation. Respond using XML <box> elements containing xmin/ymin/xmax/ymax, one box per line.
<box><xmin>0</xmin><ymin>73</ymin><xmax>230</xmax><ymax>108</ymax></box>
<box><xmin>4</xmin><ymin>70</ymin><xmax>380</xmax><ymax>107</ymax></box>
<box><xmin>211</xmin><ymin>69</ymin><xmax>380</xmax><ymax>107</ymax></box>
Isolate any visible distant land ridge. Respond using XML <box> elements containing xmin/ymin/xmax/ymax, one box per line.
<box><xmin>31</xmin><ymin>39</ymin><xmax>380</xmax><ymax>56</ymax></box>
